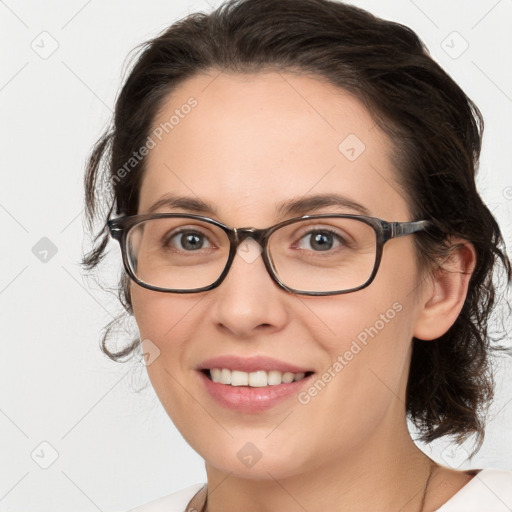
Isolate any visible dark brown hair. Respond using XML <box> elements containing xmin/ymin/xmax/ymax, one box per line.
<box><xmin>82</xmin><ymin>0</ymin><xmax>511</xmax><ymax>455</ymax></box>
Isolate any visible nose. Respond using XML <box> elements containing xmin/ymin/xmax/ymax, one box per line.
<box><xmin>209</xmin><ymin>237</ymin><xmax>289</xmax><ymax>338</ymax></box>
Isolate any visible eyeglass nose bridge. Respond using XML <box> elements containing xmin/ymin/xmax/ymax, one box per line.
<box><xmin>230</xmin><ymin>226</ymin><xmax>269</xmax><ymax>248</ymax></box>
<box><xmin>219</xmin><ymin>225</ymin><xmax>284</xmax><ymax>292</ymax></box>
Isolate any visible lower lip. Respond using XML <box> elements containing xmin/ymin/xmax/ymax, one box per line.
<box><xmin>198</xmin><ymin>371</ymin><xmax>313</xmax><ymax>412</ymax></box>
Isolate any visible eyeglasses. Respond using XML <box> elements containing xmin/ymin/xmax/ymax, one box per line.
<box><xmin>107</xmin><ymin>213</ymin><xmax>432</xmax><ymax>296</ymax></box>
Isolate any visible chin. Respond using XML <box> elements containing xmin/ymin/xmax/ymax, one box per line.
<box><xmin>201</xmin><ymin>440</ymin><xmax>311</xmax><ymax>481</ymax></box>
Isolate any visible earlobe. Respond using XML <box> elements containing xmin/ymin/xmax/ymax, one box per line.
<box><xmin>413</xmin><ymin>240</ymin><xmax>476</xmax><ymax>341</ymax></box>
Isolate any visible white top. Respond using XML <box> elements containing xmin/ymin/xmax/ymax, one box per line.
<box><xmin>125</xmin><ymin>468</ymin><xmax>512</xmax><ymax>512</ymax></box>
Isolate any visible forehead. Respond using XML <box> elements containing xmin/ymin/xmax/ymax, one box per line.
<box><xmin>139</xmin><ymin>71</ymin><xmax>410</xmax><ymax>223</ymax></box>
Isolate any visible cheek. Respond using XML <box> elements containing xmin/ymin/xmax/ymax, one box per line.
<box><xmin>305</xmin><ymin>260</ymin><xmax>417</xmax><ymax>356</ymax></box>
<box><xmin>130</xmin><ymin>284</ymin><xmax>199</xmax><ymax>345</ymax></box>
<box><xmin>130</xmin><ymin>285</ymin><xmax>204</xmax><ymax>433</ymax></box>
<box><xmin>301</xmin><ymin>292</ymin><xmax>411</xmax><ymax>394</ymax></box>
<box><xmin>299</xmin><ymin>247</ymin><xmax>420</xmax><ymax>398</ymax></box>
<box><xmin>130</xmin><ymin>285</ymin><xmax>197</xmax><ymax>389</ymax></box>
<box><xmin>293</xmin><ymin>294</ymin><xmax>414</xmax><ymax>453</ymax></box>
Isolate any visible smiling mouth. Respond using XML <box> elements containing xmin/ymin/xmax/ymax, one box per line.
<box><xmin>201</xmin><ymin>368</ymin><xmax>315</xmax><ymax>387</ymax></box>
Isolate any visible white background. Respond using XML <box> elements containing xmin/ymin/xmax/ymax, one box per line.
<box><xmin>1</xmin><ymin>0</ymin><xmax>511</xmax><ymax>510</ymax></box>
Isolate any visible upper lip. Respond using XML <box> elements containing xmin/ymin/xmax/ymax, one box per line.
<box><xmin>197</xmin><ymin>355</ymin><xmax>313</xmax><ymax>374</ymax></box>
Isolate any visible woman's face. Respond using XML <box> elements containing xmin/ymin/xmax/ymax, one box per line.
<box><xmin>131</xmin><ymin>71</ymin><xmax>429</xmax><ymax>479</ymax></box>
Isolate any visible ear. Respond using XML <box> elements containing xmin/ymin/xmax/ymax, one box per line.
<box><xmin>413</xmin><ymin>239</ymin><xmax>477</xmax><ymax>341</ymax></box>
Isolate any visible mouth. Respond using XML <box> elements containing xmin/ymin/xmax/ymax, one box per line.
<box><xmin>196</xmin><ymin>355</ymin><xmax>316</xmax><ymax>411</ymax></box>
<box><xmin>201</xmin><ymin>368</ymin><xmax>315</xmax><ymax>387</ymax></box>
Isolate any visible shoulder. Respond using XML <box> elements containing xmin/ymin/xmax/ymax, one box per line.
<box><xmin>124</xmin><ymin>483</ymin><xmax>206</xmax><ymax>512</ymax></box>
<box><xmin>436</xmin><ymin>468</ymin><xmax>512</xmax><ymax>511</ymax></box>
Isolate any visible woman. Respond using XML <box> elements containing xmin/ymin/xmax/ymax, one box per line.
<box><xmin>82</xmin><ymin>0</ymin><xmax>512</xmax><ymax>510</ymax></box>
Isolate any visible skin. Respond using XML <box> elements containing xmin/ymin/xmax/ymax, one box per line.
<box><xmin>130</xmin><ymin>70</ymin><xmax>477</xmax><ymax>512</ymax></box>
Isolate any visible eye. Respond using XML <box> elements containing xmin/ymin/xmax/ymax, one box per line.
<box><xmin>165</xmin><ymin>229</ymin><xmax>214</xmax><ymax>251</ymax></box>
<box><xmin>296</xmin><ymin>229</ymin><xmax>345</xmax><ymax>251</ymax></box>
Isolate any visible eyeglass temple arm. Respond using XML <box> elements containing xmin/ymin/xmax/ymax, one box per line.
<box><xmin>106</xmin><ymin>220</ymin><xmax>124</xmax><ymax>242</ymax></box>
<box><xmin>388</xmin><ymin>220</ymin><xmax>432</xmax><ymax>239</ymax></box>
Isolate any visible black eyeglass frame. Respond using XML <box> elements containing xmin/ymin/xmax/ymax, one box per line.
<box><xmin>107</xmin><ymin>213</ymin><xmax>432</xmax><ymax>296</ymax></box>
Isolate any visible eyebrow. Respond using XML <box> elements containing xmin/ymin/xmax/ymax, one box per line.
<box><xmin>276</xmin><ymin>193</ymin><xmax>371</xmax><ymax>217</ymax></box>
<box><xmin>146</xmin><ymin>194</ymin><xmax>219</xmax><ymax>215</ymax></box>
<box><xmin>145</xmin><ymin>192</ymin><xmax>371</xmax><ymax>218</ymax></box>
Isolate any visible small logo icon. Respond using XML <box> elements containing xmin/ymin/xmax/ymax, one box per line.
<box><xmin>32</xmin><ymin>237</ymin><xmax>58</xmax><ymax>263</ymax></box>
<box><xmin>236</xmin><ymin>237</ymin><xmax>263</xmax><ymax>264</ymax></box>
<box><xmin>338</xmin><ymin>134</ymin><xmax>366</xmax><ymax>162</ymax></box>
<box><xmin>440</xmin><ymin>444</ymin><xmax>470</xmax><ymax>468</ymax></box>
<box><xmin>237</xmin><ymin>442</ymin><xmax>263</xmax><ymax>468</ymax></box>
<box><xmin>31</xmin><ymin>31</ymin><xmax>59</xmax><ymax>60</ymax></box>
<box><xmin>441</xmin><ymin>31</ymin><xmax>469</xmax><ymax>59</ymax></box>
<box><xmin>31</xmin><ymin>441</ymin><xmax>59</xmax><ymax>469</ymax></box>
<box><xmin>138</xmin><ymin>338</ymin><xmax>161</xmax><ymax>366</ymax></box>
<box><xmin>503</xmin><ymin>186</ymin><xmax>512</xmax><ymax>201</ymax></box>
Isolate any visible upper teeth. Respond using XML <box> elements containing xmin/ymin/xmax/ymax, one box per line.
<box><xmin>209</xmin><ymin>368</ymin><xmax>306</xmax><ymax>387</ymax></box>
